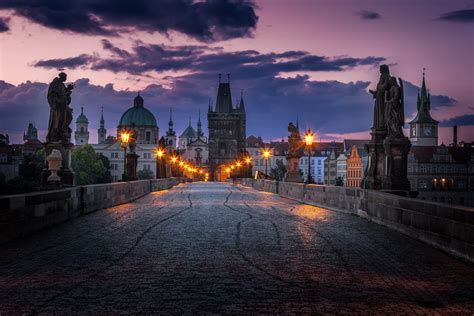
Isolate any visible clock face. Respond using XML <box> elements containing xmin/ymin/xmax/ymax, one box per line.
<box><xmin>423</xmin><ymin>127</ymin><xmax>432</xmax><ymax>136</ymax></box>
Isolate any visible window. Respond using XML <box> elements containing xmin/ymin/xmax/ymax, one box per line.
<box><xmin>146</xmin><ymin>131</ymin><xmax>151</xmax><ymax>143</ymax></box>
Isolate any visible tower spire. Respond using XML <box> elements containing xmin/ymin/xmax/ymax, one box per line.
<box><xmin>197</xmin><ymin>109</ymin><xmax>204</xmax><ymax>138</ymax></box>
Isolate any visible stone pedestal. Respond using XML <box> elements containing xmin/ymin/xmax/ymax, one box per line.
<box><xmin>381</xmin><ymin>136</ymin><xmax>411</xmax><ymax>191</ymax></box>
<box><xmin>361</xmin><ymin>128</ymin><xmax>387</xmax><ymax>190</ymax></box>
<box><xmin>362</xmin><ymin>128</ymin><xmax>412</xmax><ymax>192</ymax></box>
<box><xmin>126</xmin><ymin>152</ymin><xmax>139</xmax><ymax>181</ymax></box>
<box><xmin>284</xmin><ymin>157</ymin><xmax>303</xmax><ymax>183</ymax></box>
<box><xmin>42</xmin><ymin>142</ymin><xmax>75</xmax><ymax>187</ymax></box>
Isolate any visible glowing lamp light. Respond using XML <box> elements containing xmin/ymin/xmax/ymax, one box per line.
<box><xmin>121</xmin><ymin>132</ymin><xmax>130</xmax><ymax>144</ymax></box>
<box><xmin>245</xmin><ymin>157</ymin><xmax>251</xmax><ymax>164</ymax></box>
<box><xmin>226</xmin><ymin>168</ymin><xmax>231</xmax><ymax>173</ymax></box>
<box><xmin>156</xmin><ymin>148</ymin><xmax>164</xmax><ymax>158</ymax></box>
<box><xmin>263</xmin><ymin>149</ymin><xmax>271</xmax><ymax>159</ymax></box>
<box><xmin>171</xmin><ymin>157</ymin><xmax>177</xmax><ymax>164</ymax></box>
<box><xmin>236</xmin><ymin>162</ymin><xmax>241</xmax><ymax>167</ymax></box>
<box><xmin>304</xmin><ymin>129</ymin><xmax>314</xmax><ymax>147</ymax></box>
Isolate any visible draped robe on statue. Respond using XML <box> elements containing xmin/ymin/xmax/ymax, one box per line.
<box><xmin>47</xmin><ymin>78</ymin><xmax>72</xmax><ymax>142</ymax></box>
<box><xmin>372</xmin><ymin>73</ymin><xmax>391</xmax><ymax>129</ymax></box>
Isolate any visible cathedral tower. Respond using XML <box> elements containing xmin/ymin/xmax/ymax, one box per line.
<box><xmin>165</xmin><ymin>108</ymin><xmax>177</xmax><ymax>150</ymax></box>
<box><xmin>409</xmin><ymin>70</ymin><xmax>439</xmax><ymax>146</ymax></box>
<box><xmin>207</xmin><ymin>74</ymin><xmax>246</xmax><ymax>181</ymax></box>
<box><xmin>98</xmin><ymin>106</ymin><xmax>107</xmax><ymax>144</ymax></box>
<box><xmin>75</xmin><ymin>107</ymin><xmax>89</xmax><ymax>145</ymax></box>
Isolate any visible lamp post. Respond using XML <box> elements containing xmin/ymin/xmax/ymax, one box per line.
<box><xmin>155</xmin><ymin>148</ymin><xmax>165</xmax><ymax>178</ymax></box>
<box><xmin>304</xmin><ymin>128</ymin><xmax>314</xmax><ymax>184</ymax></box>
<box><xmin>245</xmin><ymin>156</ymin><xmax>252</xmax><ymax>178</ymax></box>
<box><xmin>263</xmin><ymin>148</ymin><xmax>271</xmax><ymax>179</ymax></box>
<box><xmin>120</xmin><ymin>131</ymin><xmax>130</xmax><ymax>181</ymax></box>
<box><xmin>170</xmin><ymin>156</ymin><xmax>177</xmax><ymax>177</ymax></box>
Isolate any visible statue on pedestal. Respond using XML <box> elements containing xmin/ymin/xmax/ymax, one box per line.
<box><xmin>362</xmin><ymin>65</ymin><xmax>412</xmax><ymax>193</ymax></box>
<box><xmin>284</xmin><ymin>122</ymin><xmax>303</xmax><ymax>183</ymax></box>
<box><xmin>47</xmin><ymin>72</ymin><xmax>74</xmax><ymax>143</ymax></box>
<box><xmin>43</xmin><ymin>72</ymin><xmax>75</xmax><ymax>187</ymax></box>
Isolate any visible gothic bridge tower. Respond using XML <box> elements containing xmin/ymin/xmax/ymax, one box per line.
<box><xmin>207</xmin><ymin>74</ymin><xmax>246</xmax><ymax>181</ymax></box>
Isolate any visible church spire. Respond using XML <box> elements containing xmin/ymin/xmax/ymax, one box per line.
<box><xmin>100</xmin><ymin>106</ymin><xmax>104</xmax><ymax>126</ymax></box>
<box><xmin>238</xmin><ymin>89</ymin><xmax>245</xmax><ymax>113</ymax></box>
<box><xmin>197</xmin><ymin>109</ymin><xmax>204</xmax><ymax>138</ymax></box>
<box><xmin>166</xmin><ymin>108</ymin><xmax>176</xmax><ymax>137</ymax></box>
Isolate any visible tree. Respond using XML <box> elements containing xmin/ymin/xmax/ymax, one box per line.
<box><xmin>96</xmin><ymin>153</ymin><xmax>112</xmax><ymax>183</ymax></box>
<box><xmin>6</xmin><ymin>148</ymin><xmax>47</xmax><ymax>193</ymax></box>
<box><xmin>71</xmin><ymin>145</ymin><xmax>107</xmax><ymax>185</ymax></box>
<box><xmin>269</xmin><ymin>159</ymin><xmax>287</xmax><ymax>181</ymax></box>
<box><xmin>138</xmin><ymin>168</ymin><xmax>154</xmax><ymax>180</ymax></box>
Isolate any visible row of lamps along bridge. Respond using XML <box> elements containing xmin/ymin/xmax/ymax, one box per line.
<box><xmin>120</xmin><ymin>128</ymin><xmax>315</xmax><ymax>183</ymax></box>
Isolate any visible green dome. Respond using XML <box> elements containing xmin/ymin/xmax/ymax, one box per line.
<box><xmin>76</xmin><ymin>107</ymin><xmax>88</xmax><ymax>124</ymax></box>
<box><xmin>118</xmin><ymin>107</ymin><xmax>157</xmax><ymax>127</ymax></box>
<box><xmin>118</xmin><ymin>94</ymin><xmax>157</xmax><ymax>128</ymax></box>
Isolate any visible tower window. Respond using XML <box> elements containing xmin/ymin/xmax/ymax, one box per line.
<box><xmin>81</xmin><ymin>127</ymin><xmax>84</xmax><ymax>132</ymax></box>
<box><xmin>146</xmin><ymin>131</ymin><xmax>151</xmax><ymax>143</ymax></box>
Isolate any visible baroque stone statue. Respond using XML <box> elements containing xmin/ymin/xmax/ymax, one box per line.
<box><xmin>362</xmin><ymin>65</ymin><xmax>411</xmax><ymax>193</ymax></box>
<box><xmin>369</xmin><ymin>65</ymin><xmax>391</xmax><ymax>130</ymax></box>
<box><xmin>284</xmin><ymin>122</ymin><xmax>303</xmax><ymax>183</ymax></box>
<box><xmin>46</xmin><ymin>72</ymin><xmax>74</xmax><ymax>143</ymax></box>
<box><xmin>385</xmin><ymin>77</ymin><xmax>405</xmax><ymax>138</ymax></box>
<box><xmin>287</xmin><ymin>122</ymin><xmax>301</xmax><ymax>158</ymax></box>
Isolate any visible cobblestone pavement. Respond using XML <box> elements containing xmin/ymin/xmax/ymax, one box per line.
<box><xmin>0</xmin><ymin>182</ymin><xmax>473</xmax><ymax>314</ymax></box>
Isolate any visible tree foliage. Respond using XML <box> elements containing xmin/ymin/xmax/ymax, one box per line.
<box><xmin>269</xmin><ymin>159</ymin><xmax>287</xmax><ymax>181</ymax></box>
<box><xmin>71</xmin><ymin>145</ymin><xmax>108</xmax><ymax>185</ymax></box>
<box><xmin>138</xmin><ymin>168</ymin><xmax>154</xmax><ymax>180</ymax></box>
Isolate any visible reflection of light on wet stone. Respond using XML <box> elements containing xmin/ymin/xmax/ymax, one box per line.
<box><xmin>292</xmin><ymin>205</ymin><xmax>329</xmax><ymax>221</ymax></box>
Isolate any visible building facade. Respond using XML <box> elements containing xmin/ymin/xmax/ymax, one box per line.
<box><xmin>207</xmin><ymin>76</ymin><xmax>246</xmax><ymax>181</ymax></box>
<box><xmin>408</xmin><ymin>144</ymin><xmax>473</xmax><ymax>207</ymax></box>
<box><xmin>346</xmin><ymin>145</ymin><xmax>363</xmax><ymax>187</ymax></box>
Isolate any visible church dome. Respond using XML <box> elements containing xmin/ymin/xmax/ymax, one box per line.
<box><xmin>76</xmin><ymin>107</ymin><xmax>88</xmax><ymax>124</ymax></box>
<box><xmin>118</xmin><ymin>94</ymin><xmax>157</xmax><ymax>128</ymax></box>
<box><xmin>180</xmin><ymin>125</ymin><xmax>197</xmax><ymax>139</ymax></box>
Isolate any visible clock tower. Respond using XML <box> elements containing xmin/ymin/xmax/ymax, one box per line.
<box><xmin>409</xmin><ymin>70</ymin><xmax>438</xmax><ymax>146</ymax></box>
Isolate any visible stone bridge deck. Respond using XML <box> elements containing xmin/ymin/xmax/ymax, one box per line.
<box><xmin>0</xmin><ymin>182</ymin><xmax>473</xmax><ymax>314</ymax></box>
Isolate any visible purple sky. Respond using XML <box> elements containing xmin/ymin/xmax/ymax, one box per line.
<box><xmin>0</xmin><ymin>0</ymin><xmax>473</xmax><ymax>144</ymax></box>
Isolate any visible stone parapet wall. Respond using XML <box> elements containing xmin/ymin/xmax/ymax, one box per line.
<box><xmin>0</xmin><ymin>178</ymin><xmax>185</xmax><ymax>244</ymax></box>
<box><xmin>230</xmin><ymin>178</ymin><xmax>474</xmax><ymax>264</ymax></box>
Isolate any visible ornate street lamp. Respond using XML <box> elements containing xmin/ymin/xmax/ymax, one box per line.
<box><xmin>262</xmin><ymin>148</ymin><xmax>271</xmax><ymax>179</ymax></box>
<box><xmin>120</xmin><ymin>131</ymin><xmax>130</xmax><ymax>181</ymax></box>
<box><xmin>304</xmin><ymin>128</ymin><xmax>314</xmax><ymax>184</ymax></box>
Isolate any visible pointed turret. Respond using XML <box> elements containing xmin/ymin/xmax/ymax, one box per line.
<box><xmin>197</xmin><ymin>109</ymin><xmax>204</xmax><ymax>138</ymax></box>
<box><xmin>166</xmin><ymin>108</ymin><xmax>176</xmax><ymax>137</ymax></box>
<box><xmin>98</xmin><ymin>106</ymin><xmax>107</xmax><ymax>144</ymax></box>
<box><xmin>410</xmin><ymin>69</ymin><xmax>438</xmax><ymax>125</ymax></box>
<box><xmin>409</xmin><ymin>69</ymin><xmax>439</xmax><ymax>146</ymax></box>
<box><xmin>208</xmin><ymin>98</ymin><xmax>213</xmax><ymax>113</ymax></box>
<box><xmin>215</xmin><ymin>74</ymin><xmax>233</xmax><ymax>113</ymax></box>
<box><xmin>238</xmin><ymin>89</ymin><xmax>245</xmax><ymax>113</ymax></box>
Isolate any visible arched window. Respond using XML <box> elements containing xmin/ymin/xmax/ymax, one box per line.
<box><xmin>432</xmin><ymin>178</ymin><xmax>438</xmax><ymax>190</ymax></box>
<box><xmin>81</xmin><ymin>127</ymin><xmax>84</xmax><ymax>132</ymax></box>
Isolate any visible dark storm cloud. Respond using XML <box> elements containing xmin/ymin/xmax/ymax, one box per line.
<box><xmin>0</xmin><ymin>0</ymin><xmax>258</xmax><ymax>42</ymax></box>
<box><xmin>439</xmin><ymin>115</ymin><xmax>474</xmax><ymax>127</ymax></box>
<box><xmin>356</xmin><ymin>10</ymin><xmax>381</xmax><ymax>20</ymax></box>
<box><xmin>0</xmin><ymin>16</ymin><xmax>9</xmax><ymax>32</ymax></box>
<box><xmin>34</xmin><ymin>42</ymin><xmax>386</xmax><ymax>78</ymax></box>
<box><xmin>33</xmin><ymin>54</ymin><xmax>98</xmax><ymax>69</ymax></box>
<box><xmin>437</xmin><ymin>9</ymin><xmax>474</xmax><ymax>23</ymax></box>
